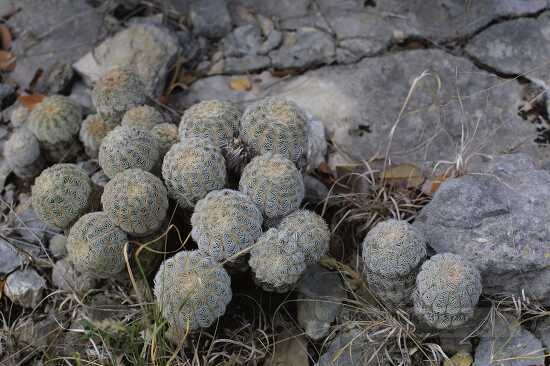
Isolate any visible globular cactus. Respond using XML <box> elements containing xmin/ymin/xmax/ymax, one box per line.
<box><xmin>191</xmin><ymin>189</ymin><xmax>263</xmax><ymax>262</ymax></box>
<box><xmin>27</xmin><ymin>95</ymin><xmax>82</xmax><ymax>145</ymax></box>
<box><xmin>151</xmin><ymin>123</ymin><xmax>178</xmax><ymax>157</ymax></box>
<box><xmin>239</xmin><ymin>154</ymin><xmax>304</xmax><ymax>220</ymax></box>
<box><xmin>279</xmin><ymin>210</ymin><xmax>330</xmax><ymax>265</ymax></box>
<box><xmin>101</xmin><ymin>169</ymin><xmax>169</xmax><ymax>236</ymax></box>
<box><xmin>67</xmin><ymin>212</ymin><xmax>128</xmax><ymax>278</ymax></box>
<box><xmin>98</xmin><ymin>125</ymin><xmax>160</xmax><ymax>179</ymax></box>
<box><xmin>10</xmin><ymin>105</ymin><xmax>29</xmax><ymax>128</ymax></box>
<box><xmin>122</xmin><ymin>105</ymin><xmax>166</xmax><ymax>130</ymax></box>
<box><xmin>79</xmin><ymin>114</ymin><xmax>118</xmax><ymax>158</ymax></box>
<box><xmin>31</xmin><ymin>164</ymin><xmax>93</xmax><ymax>229</ymax></box>
<box><xmin>361</xmin><ymin>219</ymin><xmax>427</xmax><ymax>305</ymax></box>
<box><xmin>91</xmin><ymin>67</ymin><xmax>147</xmax><ymax>119</ymax></box>
<box><xmin>4</xmin><ymin>128</ymin><xmax>44</xmax><ymax>178</ymax></box>
<box><xmin>249</xmin><ymin>228</ymin><xmax>306</xmax><ymax>292</ymax></box>
<box><xmin>154</xmin><ymin>250</ymin><xmax>232</xmax><ymax>332</ymax></box>
<box><xmin>178</xmin><ymin>100</ymin><xmax>241</xmax><ymax>149</ymax></box>
<box><xmin>240</xmin><ymin>97</ymin><xmax>308</xmax><ymax>163</ymax></box>
<box><xmin>162</xmin><ymin>138</ymin><xmax>226</xmax><ymax>209</ymax></box>
<box><xmin>413</xmin><ymin>253</ymin><xmax>482</xmax><ymax>329</ymax></box>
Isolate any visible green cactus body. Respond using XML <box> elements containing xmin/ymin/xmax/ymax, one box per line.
<box><xmin>91</xmin><ymin>67</ymin><xmax>147</xmax><ymax>120</ymax></box>
<box><xmin>67</xmin><ymin>212</ymin><xmax>128</xmax><ymax>278</ymax></box>
<box><xmin>191</xmin><ymin>189</ymin><xmax>263</xmax><ymax>262</ymax></box>
<box><xmin>31</xmin><ymin>164</ymin><xmax>93</xmax><ymax>229</ymax></box>
<box><xmin>101</xmin><ymin>169</ymin><xmax>169</xmax><ymax>236</ymax></box>
<box><xmin>240</xmin><ymin>97</ymin><xmax>308</xmax><ymax>163</ymax></box>
<box><xmin>79</xmin><ymin>114</ymin><xmax>118</xmax><ymax>158</ymax></box>
<box><xmin>179</xmin><ymin>100</ymin><xmax>241</xmax><ymax>149</ymax></box>
<box><xmin>151</xmin><ymin>123</ymin><xmax>178</xmax><ymax>157</ymax></box>
<box><xmin>154</xmin><ymin>250</ymin><xmax>232</xmax><ymax>331</ymax></box>
<box><xmin>161</xmin><ymin>138</ymin><xmax>226</xmax><ymax>209</ymax></box>
<box><xmin>249</xmin><ymin>228</ymin><xmax>306</xmax><ymax>293</ymax></box>
<box><xmin>27</xmin><ymin>95</ymin><xmax>82</xmax><ymax>145</ymax></box>
<box><xmin>239</xmin><ymin>154</ymin><xmax>304</xmax><ymax>220</ymax></box>
<box><xmin>98</xmin><ymin>125</ymin><xmax>160</xmax><ymax>179</ymax></box>
<box><xmin>4</xmin><ymin>128</ymin><xmax>43</xmax><ymax>178</ymax></box>
<box><xmin>279</xmin><ymin>210</ymin><xmax>330</xmax><ymax>265</ymax></box>
<box><xmin>361</xmin><ymin>219</ymin><xmax>428</xmax><ymax>305</ymax></box>
<box><xmin>413</xmin><ymin>253</ymin><xmax>482</xmax><ymax>329</ymax></box>
<box><xmin>122</xmin><ymin>105</ymin><xmax>166</xmax><ymax>130</ymax></box>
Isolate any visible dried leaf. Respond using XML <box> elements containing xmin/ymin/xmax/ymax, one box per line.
<box><xmin>383</xmin><ymin>163</ymin><xmax>424</xmax><ymax>189</ymax></box>
<box><xmin>264</xmin><ymin>334</ymin><xmax>309</xmax><ymax>366</ymax></box>
<box><xmin>18</xmin><ymin>94</ymin><xmax>45</xmax><ymax>111</ymax></box>
<box><xmin>229</xmin><ymin>77</ymin><xmax>252</xmax><ymax>91</ymax></box>
<box><xmin>0</xmin><ymin>50</ymin><xmax>15</xmax><ymax>71</ymax></box>
<box><xmin>0</xmin><ymin>25</ymin><xmax>12</xmax><ymax>50</ymax></box>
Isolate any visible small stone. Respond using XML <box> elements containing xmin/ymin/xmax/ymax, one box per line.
<box><xmin>0</xmin><ymin>83</ymin><xmax>15</xmax><ymax>108</ymax></box>
<box><xmin>306</xmin><ymin>118</ymin><xmax>327</xmax><ymax>171</ymax></box>
<box><xmin>5</xmin><ymin>269</ymin><xmax>47</xmax><ymax>308</ymax></box>
<box><xmin>269</xmin><ymin>28</ymin><xmax>336</xmax><ymax>69</ymax></box>
<box><xmin>48</xmin><ymin>234</ymin><xmax>67</xmax><ymax>259</ymax></box>
<box><xmin>52</xmin><ymin>259</ymin><xmax>97</xmax><ymax>293</ymax></box>
<box><xmin>190</xmin><ymin>0</ymin><xmax>232</xmax><ymax>39</ymax></box>
<box><xmin>0</xmin><ymin>239</ymin><xmax>25</xmax><ymax>274</ymax></box>
<box><xmin>258</xmin><ymin>30</ymin><xmax>282</xmax><ymax>55</ymax></box>
<box><xmin>304</xmin><ymin>176</ymin><xmax>329</xmax><ymax>203</ymax></box>
<box><xmin>297</xmin><ymin>264</ymin><xmax>345</xmax><ymax>340</ymax></box>
<box><xmin>223</xmin><ymin>24</ymin><xmax>263</xmax><ymax>57</ymax></box>
<box><xmin>15</xmin><ymin>315</ymin><xmax>62</xmax><ymax>348</ymax></box>
<box><xmin>222</xmin><ymin>55</ymin><xmax>271</xmax><ymax>74</ymax></box>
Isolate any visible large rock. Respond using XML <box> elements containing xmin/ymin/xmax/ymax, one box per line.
<box><xmin>7</xmin><ymin>0</ymin><xmax>105</xmax><ymax>89</ymax></box>
<box><xmin>0</xmin><ymin>239</ymin><xmax>25</xmax><ymax>274</ymax></box>
<box><xmin>5</xmin><ymin>268</ymin><xmax>46</xmax><ymax>308</ymax></box>
<box><xmin>74</xmin><ymin>23</ymin><xmax>181</xmax><ymax>97</ymax></box>
<box><xmin>414</xmin><ymin>154</ymin><xmax>550</xmax><ymax>302</ymax></box>
<box><xmin>465</xmin><ymin>13</ymin><xmax>550</xmax><ymax>78</ymax></box>
<box><xmin>473</xmin><ymin>316</ymin><xmax>545</xmax><ymax>366</ymax></box>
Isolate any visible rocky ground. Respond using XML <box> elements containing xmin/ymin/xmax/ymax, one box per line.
<box><xmin>1</xmin><ymin>0</ymin><xmax>550</xmax><ymax>365</ymax></box>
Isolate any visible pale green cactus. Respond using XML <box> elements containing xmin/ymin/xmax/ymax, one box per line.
<box><xmin>122</xmin><ymin>105</ymin><xmax>166</xmax><ymax>130</ymax></box>
<box><xmin>27</xmin><ymin>95</ymin><xmax>82</xmax><ymax>145</ymax></box>
<box><xmin>79</xmin><ymin>113</ymin><xmax>118</xmax><ymax>158</ymax></box>
<box><xmin>4</xmin><ymin>128</ymin><xmax>43</xmax><ymax>178</ymax></box>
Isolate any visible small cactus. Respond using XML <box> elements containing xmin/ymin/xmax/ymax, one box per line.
<box><xmin>79</xmin><ymin>114</ymin><xmax>118</xmax><ymax>158</ymax></box>
<box><xmin>122</xmin><ymin>105</ymin><xmax>166</xmax><ymax>130</ymax></box>
<box><xmin>4</xmin><ymin>128</ymin><xmax>44</xmax><ymax>178</ymax></box>
<box><xmin>413</xmin><ymin>253</ymin><xmax>482</xmax><ymax>329</ymax></box>
<box><xmin>240</xmin><ymin>97</ymin><xmax>308</xmax><ymax>163</ymax></box>
<box><xmin>154</xmin><ymin>250</ymin><xmax>232</xmax><ymax>332</ymax></box>
<box><xmin>179</xmin><ymin>100</ymin><xmax>241</xmax><ymax>149</ymax></box>
<box><xmin>101</xmin><ymin>169</ymin><xmax>169</xmax><ymax>236</ymax></box>
<box><xmin>162</xmin><ymin>138</ymin><xmax>226</xmax><ymax>209</ymax></box>
<box><xmin>279</xmin><ymin>210</ymin><xmax>330</xmax><ymax>265</ymax></box>
<box><xmin>249</xmin><ymin>228</ymin><xmax>306</xmax><ymax>292</ymax></box>
<box><xmin>31</xmin><ymin>164</ymin><xmax>93</xmax><ymax>229</ymax></box>
<box><xmin>98</xmin><ymin>125</ymin><xmax>160</xmax><ymax>179</ymax></box>
<box><xmin>362</xmin><ymin>219</ymin><xmax>428</xmax><ymax>305</ymax></box>
<box><xmin>67</xmin><ymin>212</ymin><xmax>128</xmax><ymax>278</ymax></box>
<box><xmin>27</xmin><ymin>95</ymin><xmax>82</xmax><ymax>145</ymax></box>
<box><xmin>239</xmin><ymin>154</ymin><xmax>304</xmax><ymax>220</ymax></box>
<box><xmin>151</xmin><ymin>123</ymin><xmax>178</xmax><ymax>157</ymax></box>
<box><xmin>91</xmin><ymin>67</ymin><xmax>147</xmax><ymax>119</ymax></box>
<box><xmin>191</xmin><ymin>189</ymin><xmax>263</xmax><ymax>262</ymax></box>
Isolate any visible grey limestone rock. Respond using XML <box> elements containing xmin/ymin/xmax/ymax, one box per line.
<box><xmin>5</xmin><ymin>268</ymin><xmax>47</xmax><ymax>308</ymax></box>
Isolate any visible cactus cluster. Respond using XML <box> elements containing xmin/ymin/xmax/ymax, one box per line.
<box><xmin>413</xmin><ymin>253</ymin><xmax>482</xmax><ymax>329</ymax></box>
<box><xmin>362</xmin><ymin>219</ymin><xmax>427</xmax><ymax>305</ymax></box>
<box><xmin>153</xmin><ymin>250</ymin><xmax>232</xmax><ymax>332</ymax></box>
<box><xmin>122</xmin><ymin>105</ymin><xmax>166</xmax><ymax>130</ymax></box>
<box><xmin>31</xmin><ymin>164</ymin><xmax>94</xmax><ymax>229</ymax></box>
<box><xmin>191</xmin><ymin>189</ymin><xmax>263</xmax><ymax>262</ymax></box>
<box><xmin>239</xmin><ymin>154</ymin><xmax>304</xmax><ymax>221</ymax></box>
<box><xmin>79</xmin><ymin>114</ymin><xmax>118</xmax><ymax>158</ymax></box>
<box><xmin>67</xmin><ymin>212</ymin><xmax>128</xmax><ymax>278</ymax></box>
<box><xmin>101</xmin><ymin>169</ymin><xmax>169</xmax><ymax>236</ymax></box>
<box><xmin>162</xmin><ymin>138</ymin><xmax>226</xmax><ymax>209</ymax></box>
<box><xmin>178</xmin><ymin>100</ymin><xmax>241</xmax><ymax>149</ymax></box>
<box><xmin>98</xmin><ymin>125</ymin><xmax>160</xmax><ymax>179</ymax></box>
<box><xmin>240</xmin><ymin>97</ymin><xmax>308</xmax><ymax>163</ymax></box>
<box><xmin>91</xmin><ymin>67</ymin><xmax>147</xmax><ymax>119</ymax></box>
<box><xmin>4</xmin><ymin>128</ymin><xmax>44</xmax><ymax>178</ymax></box>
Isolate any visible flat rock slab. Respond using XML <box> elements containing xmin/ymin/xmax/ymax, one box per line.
<box><xmin>74</xmin><ymin>23</ymin><xmax>180</xmax><ymax>97</ymax></box>
<box><xmin>415</xmin><ymin>154</ymin><xmax>550</xmax><ymax>302</ymax></box>
<box><xmin>7</xmin><ymin>0</ymin><xmax>105</xmax><ymax>89</ymax></box>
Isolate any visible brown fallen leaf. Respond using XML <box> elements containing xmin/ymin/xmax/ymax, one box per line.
<box><xmin>0</xmin><ymin>25</ymin><xmax>12</xmax><ymax>50</ymax></box>
<box><xmin>229</xmin><ymin>77</ymin><xmax>252</xmax><ymax>91</ymax></box>
<box><xmin>18</xmin><ymin>94</ymin><xmax>45</xmax><ymax>111</ymax></box>
<box><xmin>382</xmin><ymin>163</ymin><xmax>424</xmax><ymax>189</ymax></box>
<box><xmin>0</xmin><ymin>50</ymin><xmax>15</xmax><ymax>71</ymax></box>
